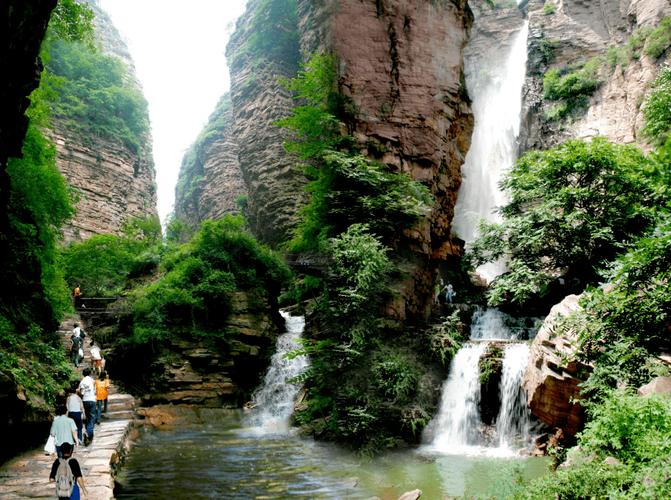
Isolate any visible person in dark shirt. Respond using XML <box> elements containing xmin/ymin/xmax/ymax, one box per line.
<box><xmin>49</xmin><ymin>442</ymin><xmax>87</xmax><ymax>499</ymax></box>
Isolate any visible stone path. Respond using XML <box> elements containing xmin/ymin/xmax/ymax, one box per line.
<box><xmin>0</xmin><ymin>315</ymin><xmax>136</xmax><ymax>499</ymax></box>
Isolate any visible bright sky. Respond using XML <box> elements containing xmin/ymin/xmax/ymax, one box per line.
<box><xmin>98</xmin><ymin>0</ymin><xmax>248</xmax><ymax>223</ymax></box>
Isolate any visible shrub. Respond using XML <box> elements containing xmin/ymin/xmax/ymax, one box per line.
<box><xmin>644</xmin><ymin>17</ymin><xmax>671</xmax><ymax>59</ymax></box>
<box><xmin>543</xmin><ymin>3</ymin><xmax>556</xmax><ymax>16</ymax></box>
<box><xmin>642</xmin><ymin>67</ymin><xmax>671</xmax><ymax>145</ymax></box>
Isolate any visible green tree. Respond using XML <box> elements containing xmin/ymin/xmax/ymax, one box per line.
<box><xmin>642</xmin><ymin>66</ymin><xmax>671</xmax><ymax>145</ymax></box>
<box><xmin>470</xmin><ymin>138</ymin><xmax>660</xmax><ymax>307</ymax></box>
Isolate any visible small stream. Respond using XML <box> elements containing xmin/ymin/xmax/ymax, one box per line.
<box><xmin>114</xmin><ymin>414</ymin><xmax>549</xmax><ymax>499</ymax></box>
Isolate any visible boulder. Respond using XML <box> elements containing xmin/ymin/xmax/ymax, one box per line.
<box><xmin>523</xmin><ymin>294</ymin><xmax>589</xmax><ymax>436</ymax></box>
<box><xmin>398</xmin><ymin>489</ymin><xmax>422</xmax><ymax>500</ymax></box>
<box><xmin>638</xmin><ymin>376</ymin><xmax>671</xmax><ymax>396</ymax></box>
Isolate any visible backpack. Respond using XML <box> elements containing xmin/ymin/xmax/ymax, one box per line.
<box><xmin>71</xmin><ymin>335</ymin><xmax>82</xmax><ymax>349</ymax></box>
<box><xmin>54</xmin><ymin>457</ymin><xmax>75</xmax><ymax>497</ymax></box>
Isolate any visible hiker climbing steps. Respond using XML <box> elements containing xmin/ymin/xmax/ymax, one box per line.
<box><xmin>0</xmin><ymin>315</ymin><xmax>137</xmax><ymax>499</ymax></box>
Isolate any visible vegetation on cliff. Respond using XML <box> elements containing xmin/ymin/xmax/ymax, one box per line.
<box><xmin>278</xmin><ymin>54</ymin><xmax>449</xmax><ymax>452</ymax></box>
<box><xmin>0</xmin><ymin>0</ymin><xmax>93</xmax><ymax>432</ymax></box>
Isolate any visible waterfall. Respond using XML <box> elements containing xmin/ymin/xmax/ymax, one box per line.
<box><xmin>452</xmin><ymin>20</ymin><xmax>530</xmax><ymax>283</ymax></box>
<box><xmin>430</xmin><ymin>342</ymin><xmax>488</xmax><ymax>452</ymax></box>
<box><xmin>496</xmin><ymin>343</ymin><xmax>531</xmax><ymax>449</ymax></box>
<box><xmin>245</xmin><ymin>311</ymin><xmax>309</xmax><ymax>434</ymax></box>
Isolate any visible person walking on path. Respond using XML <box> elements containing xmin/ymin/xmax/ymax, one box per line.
<box><xmin>90</xmin><ymin>343</ymin><xmax>104</xmax><ymax>375</ymax></box>
<box><xmin>49</xmin><ymin>405</ymin><xmax>78</xmax><ymax>459</ymax></box>
<box><xmin>444</xmin><ymin>283</ymin><xmax>456</xmax><ymax>304</ymax></box>
<box><xmin>49</xmin><ymin>442</ymin><xmax>87</xmax><ymax>500</ymax></box>
<box><xmin>70</xmin><ymin>324</ymin><xmax>86</xmax><ymax>368</ymax></box>
<box><xmin>78</xmin><ymin>369</ymin><xmax>97</xmax><ymax>445</ymax></box>
<box><xmin>72</xmin><ymin>285</ymin><xmax>81</xmax><ymax>309</ymax></box>
<box><xmin>66</xmin><ymin>386</ymin><xmax>85</xmax><ymax>444</ymax></box>
<box><xmin>95</xmin><ymin>371</ymin><xmax>110</xmax><ymax>423</ymax></box>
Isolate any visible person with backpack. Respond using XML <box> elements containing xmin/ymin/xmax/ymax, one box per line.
<box><xmin>49</xmin><ymin>442</ymin><xmax>86</xmax><ymax>500</ymax></box>
<box><xmin>78</xmin><ymin>368</ymin><xmax>97</xmax><ymax>445</ymax></box>
<box><xmin>49</xmin><ymin>405</ymin><xmax>78</xmax><ymax>458</ymax></box>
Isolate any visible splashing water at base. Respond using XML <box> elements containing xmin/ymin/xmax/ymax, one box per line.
<box><xmin>428</xmin><ymin>343</ymin><xmax>488</xmax><ymax>454</ymax></box>
<box><xmin>496</xmin><ymin>343</ymin><xmax>531</xmax><ymax>450</ymax></box>
<box><xmin>244</xmin><ymin>311</ymin><xmax>309</xmax><ymax>434</ymax></box>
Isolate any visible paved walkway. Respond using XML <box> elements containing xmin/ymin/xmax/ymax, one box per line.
<box><xmin>0</xmin><ymin>315</ymin><xmax>136</xmax><ymax>499</ymax></box>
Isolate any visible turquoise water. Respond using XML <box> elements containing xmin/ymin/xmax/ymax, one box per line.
<box><xmin>115</xmin><ymin>413</ymin><xmax>550</xmax><ymax>499</ymax></box>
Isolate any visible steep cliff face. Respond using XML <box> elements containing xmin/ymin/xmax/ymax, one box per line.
<box><xmin>224</xmin><ymin>0</ymin><xmax>307</xmax><ymax>245</ymax></box>
<box><xmin>53</xmin><ymin>1</ymin><xmax>157</xmax><ymax>243</ymax></box>
<box><xmin>520</xmin><ymin>0</ymin><xmax>671</xmax><ymax>150</ymax></box>
<box><xmin>297</xmin><ymin>0</ymin><xmax>474</xmax><ymax>320</ymax></box>
<box><xmin>174</xmin><ymin>94</ymin><xmax>246</xmax><ymax>227</ymax></box>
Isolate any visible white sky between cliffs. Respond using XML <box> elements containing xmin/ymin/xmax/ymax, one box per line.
<box><xmin>98</xmin><ymin>0</ymin><xmax>248</xmax><ymax>224</ymax></box>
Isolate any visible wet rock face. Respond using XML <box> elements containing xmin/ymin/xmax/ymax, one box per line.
<box><xmin>520</xmin><ymin>0</ymin><xmax>671</xmax><ymax>151</ymax></box>
<box><xmin>298</xmin><ymin>0</ymin><xmax>474</xmax><ymax>320</ymax></box>
<box><xmin>523</xmin><ymin>294</ymin><xmax>589</xmax><ymax>436</ymax></box>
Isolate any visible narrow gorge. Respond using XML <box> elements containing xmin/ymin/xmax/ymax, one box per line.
<box><xmin>1</xmin><ymin>0</ymin><xmax>671</xmax><ymax>498</ymax></box>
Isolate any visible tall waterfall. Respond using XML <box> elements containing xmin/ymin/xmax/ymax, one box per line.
<box><xmin>245</xmin><ymin>312</ymin><xmax>309</xmax><ymax>434</ymax></box>
<box><xmin>452</xmin><ymin>20</ymin><xmax>530</xmax><ymax>283</ymax></box>
<box><xmin>496</xmin><ymin>343</ymin><xmax>531</xmax><ymax>449</ymax></box>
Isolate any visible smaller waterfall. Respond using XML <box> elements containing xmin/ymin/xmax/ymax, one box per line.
<box><xmin>245</xmin><ymin>312</ymin><xmax>309</xmax><ymax>434</ymax></box>
<box><xmin>496</xmin><ymin>343</ymin><xmax>531</xmax><ymax>449</ymax></box>
<box><xmin>430</xmin><ymin>343</ymin><xmax>488</xmax><ymax>452</ymax></box>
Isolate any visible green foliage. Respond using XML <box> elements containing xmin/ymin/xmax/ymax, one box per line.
<box><xmin>0</xmin><ymin>317</ymin><xmax>75</xmax><ymax>411</ymax></box>
<box><xmin>45</xmin><ymin>39</ymin><xmax>150</xmax><ymax>153</ymax></box>
<box><xmin>642</xmin><ymin>67</ymin><xmax>671</xmax><ymax>145</ymax></box>
<box><xmin>542</xmin><ymin>3</ymin><xmax>556</xmax><ymax>15</ymax></box>
<box><xmin>538</xmin><ymin>39</ymin><xmax>560</xmax><ymax>66</ymax></box>
<box><xmin>644</xmin><ymin>17</ymin><xmax>671</xmax><ymax>59</ymax></box>
<box><xmin>227</xmin><ymin>0</ymin><xmax>300</xmax><ymax>70</ymax></box>
<box><xmin>128</xmin><ymin>216</ymin><xmax>291</xmax><ymax>344</ymax></box>
<box><xmin>469</xmin><ymin>138</ymin><xmax>660</xmax><ymax>307</ymax></box>
<box><xmin>479</xmin><ymin>345</ymin><xmax>503</xmax><ymax>384</ymax></box>
<box><xmin>46</xmin><ymin>0</ymin><xmax>95</xmax><ymax>46</ymax></box>
<box><xmin>543</xmin><ymin>58</ymin><xmax>602</xmax><ymax>119</ymax></box>
<box><xmin>517</xmin><ymin>392</ymin><xmax>671</xmax><ymax>499</ymax></box>
<box><xmin>428</xmin><ymin>311</ymin><xmax>467</xmax><ymax>366</ymax></box>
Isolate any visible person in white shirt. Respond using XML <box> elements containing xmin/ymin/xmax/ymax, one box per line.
<box><xmin>66</xmin><ymin>386</ymin><xmax>85</xmax><ymax>443</ymax></box>
<box><xmin>78</xmin><ymin>369</ymin><xmax>97</xmax><ymax>444</ymax></box>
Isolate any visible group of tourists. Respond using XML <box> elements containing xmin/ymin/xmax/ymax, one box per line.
<box><xmin>46</xmin><ymin>320</ymin><xmax>110</xmax><ymax>499</ymax></box>
<box><xmin>434</xmin><ymin>278</ymin><xmax>456</xmax><ymax>305</ymax></box>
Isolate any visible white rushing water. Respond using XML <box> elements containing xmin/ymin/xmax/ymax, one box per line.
<box><xmin>452</xmin><ymin>20</ymin><xmax>530</xmax><ymax>283</ymax></box>
<box><xmin>496</xmin><ymin>343</ymin><xmax>531</xmax><ymax>450</ymax></box>
<box><xmin>245</xmin><ymin>312</ymin><xmax>309</xmax><ymax>434</ymax></box>
<box><xmin>430</xmin><ymin>343</ymin><xmax>488</xmax><ymax>453</ymax></box>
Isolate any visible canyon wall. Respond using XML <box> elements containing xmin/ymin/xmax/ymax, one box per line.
<box><xmin>520</xmin><ymin>0</ymin><xmax>671</xmax><ymax>151</ymax></box>
<box><xmin>297</xmin><ymin>0</ymin><xmax>474</xmax><ymax>320</ymax></box>
<box><xmin>174</xmin><ymin>94</ymin><xmax>246</xmax><ymax>227</ymax></box>
<box><xmin>55</xmin><ymin>1</ymin><xmax>157</xmax><ymax>243</ymax></box>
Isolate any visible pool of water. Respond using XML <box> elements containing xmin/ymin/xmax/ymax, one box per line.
<box><xmin>115</xmin><ymin>413</ymin><xmax>550</xmax><ymax>499</ymax></box>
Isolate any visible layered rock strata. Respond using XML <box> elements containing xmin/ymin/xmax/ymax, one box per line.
<box><xmin>520</xmin><ymin>0</ymin><xmax>671</xmax><ymax>150</ymax></box>
<box><xmin>523</xmin><ymin>294</ymin><xmax>588</xmax><ymax>436</ymax></box>
<box><xmin>224</xmin><ymin>0</ymin><xmax>307</xmax><ymax>245</ymax></box>
<box><xmin>297</xmin><ymin>0</ymin><xmax>474</xmax><ymax>320</ymax></box>
<box><xmin>55</xmin><ymin>2</ymin><xmax>157</xmax><ymax>243</ymax></box>
<box><xmin>174</xmin><ymin>94</ymin><xmax>246</xmax><ymax>227</ymax></box>
<box><xmin>107</xmin><ymin>292</ymin><xmax>283</xmax><ymax>407</ymax></box>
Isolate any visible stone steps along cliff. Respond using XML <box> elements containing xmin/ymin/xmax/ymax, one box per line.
<box><xmin>0</xmin><ymin>314</ymin><xmax>137</xmax><ymax>500</ymax></box>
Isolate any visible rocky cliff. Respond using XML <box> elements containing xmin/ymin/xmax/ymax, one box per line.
<box><xmin>53</xmin><ymin>1</ymin><xmax>157</xmax><ymax>243</ymax></box>
<box><xmin>520</xmin><ymin>0</ymin><xmax>671</xmax><ymax>150</ymax></box>
<box><xmin>174</xmin><ymin>94</ymin><xmax>246</xmax><ymax>227</ymax></box>
<box><xmin>104</xmin><ymin>291</ymin><xmax>283</xmax><ymax>408</ymax></box>
<box><xmin>297</xmin><ymin>0</ymin><xmax>474</xmax><ymax>320</ymax></box>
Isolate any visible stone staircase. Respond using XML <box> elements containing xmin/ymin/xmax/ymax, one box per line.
<box><xmin>0</xmin><ymin>314</ymin><xmax>137</xmax><ymax>499</ymax></box>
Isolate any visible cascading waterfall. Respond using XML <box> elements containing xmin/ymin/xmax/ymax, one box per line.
<box><xmin>244</xmin><ymin>311</ymin><xmax>309</xmax><ymax>434</ymax></box>
<box><xmin>496</xmin><ymin>343</ymin><xmax>531</xmax><ymax>449</ymax></box>
<box><xmin>431</xmin><ymin>343</ymin><xmax>488</xmax><ymax>452</ymax></box>
<box><xmin>452</xmin><ymin>18</ymin><xmax>530</xmax><ymax>283</ymax></box>
<box><xmin>427</xmin><ymin>310</ymin><xmax>535</xmax><ymax>456</ymax></box>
